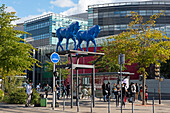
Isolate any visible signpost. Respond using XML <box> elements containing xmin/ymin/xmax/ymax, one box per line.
<box><xmin>50</xmin><ymin>52</ymin><xmax>60</xmax><ymax>110</ymax></box>
<box><xmin>118</xmin><ymin>53</ymin><xmax>125</xmax><ymax>113</ymax></box>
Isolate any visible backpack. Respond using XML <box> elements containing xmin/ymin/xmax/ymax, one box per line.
<box><xmin>131</xmin><ymin>85</ymin><xmax>136</xmax><ymax>93</ymax></box>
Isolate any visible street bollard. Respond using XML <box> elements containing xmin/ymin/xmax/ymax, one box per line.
<box><xmin>132</xmin><ymin>97</ymin><xmax>134</xmax><ymax>113</ymax></box>
<box><xmin>91</xmin><ymin>96</ymin><xmax>93</xmax><ymax>113</ymax></box>
<box><xmin>153</xmin><ymin>97</ymin><xmax>155</xmax><ymax>113</ymax></box>
<box><xmin>108</xmin><ymin>96</ymin><xmax>110</xmax><ymax>113</ymax></box>
<box><xmin>63</xmin><ymin>93</ymin><xmax>65</xmax><ymax>111</ymax></box>
<box><xmin>77</xmin><ymin>97</ymin><xmax>79</xmax><ymax>112</ymax></box>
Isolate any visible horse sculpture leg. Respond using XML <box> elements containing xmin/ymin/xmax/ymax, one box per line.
<box><xmin>86</xmin><ymin>40</ymin><xmax>90</xmax><ymax>52</ymax></box>
<box><xmin>77</xmin><ymin>40</ymin><xmax>83</xmax><ymax>51</ymax></box>
<box><xmin>92</xmin><ymin>40</ymin><xmax>97</xmax><ymax>52</ymax></box>
<box><xmin>66</xmin><ymin>38</ymin><xmax>69</xmax><ymax>50</ymax></box>
<box><xmin>56</xmin><ymin>37</ymin><xmax>64</xmax><ymax>52</ymax></box>
<box><xmin>72</xmin><ymin>36</ymin><xmax>77</xmax><ymax>50</ymax></box>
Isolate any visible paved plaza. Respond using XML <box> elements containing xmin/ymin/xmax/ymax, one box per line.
<box><xmin>0</xmin><ymin>98</ymin><xmax>170</xmax><ymax>113</ymax></box>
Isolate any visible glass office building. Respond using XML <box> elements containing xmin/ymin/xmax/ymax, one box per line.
<box><xmin>24</xmin><ymin>13</ymin><xmax>88</xmax><ymax>85</ymax></box>
<box><xmin>88</xmin><ymin>0</ymin><xmax>170</xmax><ymax>37</ymax></box>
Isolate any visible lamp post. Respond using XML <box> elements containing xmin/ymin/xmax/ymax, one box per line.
<box><xmin>118</xmin><ymin>53</ymin><xmax>125</xmax><ymax>113</ymax></box>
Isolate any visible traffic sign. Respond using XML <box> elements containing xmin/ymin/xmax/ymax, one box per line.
<box><xmin>50</xmin><ymin>52</ymin><xmax>60</xmax><ymax>64</ymax></box>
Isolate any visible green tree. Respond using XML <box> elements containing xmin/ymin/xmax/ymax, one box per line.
<box><xmin>102</xmin><ymin>12</ymin><xmax>170</xmax><ymax>105</ymax></box>
<box><xmin>0</xmin><ymin>4</ymin><xmax>40</xmax><ymax>78</ymax></box>
<box><xmin>92</xmin><ymin>53</ymin><xmax>126</xmax><ymax>72</ymax></box>
<box><xmin>160</xmin><ymin>60</ymin><xmax>170</xmax><ymax>78</ymax></box>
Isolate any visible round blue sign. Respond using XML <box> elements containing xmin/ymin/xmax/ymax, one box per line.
<box><xmin>50</xmin><ymin>52</ymin><xmax>60</xmax><ymax>64</ymax></box>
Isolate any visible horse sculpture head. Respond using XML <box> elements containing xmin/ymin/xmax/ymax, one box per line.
<box><xmin>93</xmin><ymin>25</ymin><xmax>101</xmax><ymax>38</ymax></box>
<box><xmin>70</xmin><ymin>21</ymin><xmax>80</xmax><ymax>34</ymax></box>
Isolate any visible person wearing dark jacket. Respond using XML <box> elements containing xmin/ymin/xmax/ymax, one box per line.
<box><xmin>66</xmin><ymin>82</ymin><xmax>70</xmax><ymax>98</ymax></box>
<box><xmin>122</xmin><ymin>83</ymin><xmax>127</xmax><ymax>107</ymax></box>
<box><xmin>102</xmin><ymin>83</ymin><xmax>106</xmax><ymax>102</ymax></box>
<box><xmin>44</xmin><ymin>84</ymin><xmax>50</xmax><ymax>98</ymax></box>
<box><xmin>113</xmin><ymin>84</ymin><xmax>119</xmax><ymax>107</ymax></box>
<box><xmin>135</xmin><ymin>83</ymin><xmax>139</xmax><ymax>101</ymax></box>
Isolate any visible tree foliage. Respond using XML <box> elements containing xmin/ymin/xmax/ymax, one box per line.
<box><xmin>102</xmin><ymin>12</ymin><xmax>170</xmax><ymax>76</ymax></box>
<box><xmin>93</xmin><ymin>53</ymin><xmax>126</xmax><ymax>72</ymax></box>
<box><xmin>0</xmin><ymin>4</ymin><xmax>40</xmax><ymax>78</ymax></box>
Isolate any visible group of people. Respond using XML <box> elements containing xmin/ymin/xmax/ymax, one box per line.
<box><xmin>25</xmin><ymin>81</ymin><xmax>71</xmax><ymax>107</ymax></box>
<box><xmin>102</xmin><ymin>82</ymin><xmax>148</xmax><ymax>107</ymax></box>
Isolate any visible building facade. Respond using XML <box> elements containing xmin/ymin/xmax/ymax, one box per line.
<box><xmin>88</xmin><ymin>0</ymin><xmax>170</xmax><ymax>37</ymax></box>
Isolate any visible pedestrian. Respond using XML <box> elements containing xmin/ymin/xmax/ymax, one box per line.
<box><xmin>135</xmin><ymin>83</ymin><xmax>139</xmax><ymax>101</ymax></box>
<box><xmin>116</xmin><ymin>84</ymin><xmax>121</xmax><ymax>107</ymax></box>
<box><xmin>61</xmin><ymin>83</ymin><xmax>66</xmax><ymax>97</ymax></box>
<box><xmin>122</xmin><ymin>83</ymin><xmax>127</xmax><ymax>107</ymax></box>
<box><xmin>25</xmin><ymin>81</ymin><xmax>32</xmax><ymax>107</ymax></box>
<box><xmin>102</xmin><ymin>83</ymin><xmax>107</xmax><ymax>102</ymax></box>
<box><xmin>139</xmin><ymin>84</ymin><xmax>143</xmax><ymax>101</ymax></box>
<box><xmin>87</xmin><ymin>87</ymin><xmax>91</xmax><ymax>99</ymax></box>
<box><xmin>106</xmin><ymin>82</ymin><xmax>111</xmax><ymax>100</ymax></box>
<box><xmin>145</xmin><ymin>85</ymin><xmax>148</xmax><ymax>103</ymax></box>
<box><xmin>131</xmin><ymin>82</ymin><xmax>136</xmax><ymax>102</ymax></box>
<box><xmin>112</xmin><ymin>83</ymin><xmax>117</xmax><ymax>99</ymax></box>
<box><xmin>36</xmin><ymin>83</ymin><xmax>41</xmax><ymax>93</ymax></box>
<box><xmin>82</xmin><ymin>86</ymin><xmax>88</xmax><ymax>99</ymax></box>
<box><xmin>44</xmin><ymin>84</ymin><xmax>50</xmax><ymax>98</ymax></box>
<box><xmin>66</xmin><ymin>82</ymin><xmax>70</xmax><ymax>98</ymax></box>
<box><xmin>127</xmin><ymin>84</ymin><xmax>131</xmax><ymax>102</ymax></box>
<box><xmin>56</xmin><ymin>84</ymin><xmax>60</xmax><ymax>100</ymax></box>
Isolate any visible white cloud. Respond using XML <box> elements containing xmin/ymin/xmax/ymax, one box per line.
<box><xmin>50</xmin><ymin>0</ymin><xmax>76</xmax><ymax>8</ymax></box>
<box><xmin>6</xmin><ymin>6</ymin><xmax>16</xmax><ymax>13</ymax></box>
<box><xmin>37</xmin><ymin>8</ymin><xmax>46</xmax><ymax>13</ymax></box>
<box><xmin>15</xmin><ymin>11</ymin><xmax>53</xmax><ymax>24</ymax></box>
<box><xmin>60</xmin><ymin>0</ymin><xmax>150</xmax><ymax>16</ymax></box>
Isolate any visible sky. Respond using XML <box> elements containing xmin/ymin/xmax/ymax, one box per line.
<box><xmin>1</xmin><ymin>0</ymin><xmax>151</xmax><ymax>24</ymax></box>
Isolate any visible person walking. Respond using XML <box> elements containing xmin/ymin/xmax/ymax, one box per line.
<box><xmin>116</xmin><ymin>84</ymin><xmax>121</xmax><ymax>107</ymax></box>
<box><xmin>66</xmin><ymin>82</ymin><xmax>70</xmax><ymax>98</ymax></box>
<box><xmin>145</xmin><ymin>85</ymin><xmax>148</xmax><ymax>103</ymax></box>
<box><xmin>81</xmin><ymin>86</ymin><xmax>88</xmax><ymax>99</ymax></box>
<box><xmin>122</xmin><ymin>83</ymin><xmax>127</xmax><ymax>107</ymax></box>
<box><xmin>61</xmin><ymin>83</ymin><xmax>66</xmax><ymax>97</ymax></box>
<box><xmin>131</xmin><ymin>82</ymin><xmax>136</xmax><ymax>102</ymax></box>
<box><xmin>44</xmin><ymin>84</ymin><xmax>50</xmax><ymax>98</ymax></box>
<box><xmin>102</xmin><ymin>83</ymin><xmax>107</xmax><ymax>102</ymax></box>
<box><xmin>25</xmin><ymin>81</ymin><xmax>32</xmax><ymax>107</ymax></box>
<box><xmin>127</xmin><ymin>84</ymin><xmax>132</xmax><ymax>102</ymax></box>
<box><xmin>106</xmin><ymin>82</ymin><xmax>111</xmax><ymax>101</ymax></box>
<box><xmin>36</xmin><ymin>83</ymin><xmax>41</xmax><ymax>93</ymax></box>
<box><xmin>56</xmin><ymin>84</ymin><xmax>60</xmax><ymax>100</ymax></box>
<box><xmin>139</xmin><ymin>84</ymin><xmax>143</xmax><ymax>101</ymax></box>
<box><xmin>135</xmin><ymin>83</ymin><xmax>139</xmax><ymax>101</ymax></box>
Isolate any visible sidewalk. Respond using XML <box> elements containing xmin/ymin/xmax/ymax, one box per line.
<box><xmin>0</xmin><ymin>98</ymin><xmax>170</xmax><ymax>113</ymax></box>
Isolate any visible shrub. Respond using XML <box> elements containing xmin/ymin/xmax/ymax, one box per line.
<box><xmin>31</xmin><ymin>89</ymin><xmax>40</xmax><ymax>105</ymax></box>
<box><xmin>7</xmin><ymin>88</ymin><xmax>27</xmax><ymax>104</ymax></box>
<box><xmin>0</xmin><ymin>89</ymin><xmax>4</xmax><ymax>101</ymax></box>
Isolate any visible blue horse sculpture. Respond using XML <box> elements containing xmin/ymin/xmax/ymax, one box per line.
<box><xmin>56</xmin><ymin>21</ymin><xmax>80</xmax><ymax>52</ymax></box>
<box><xmin>76</xmin><ymin>25</ymin><xmax>101</xmax><ymax>52</ymax></box>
